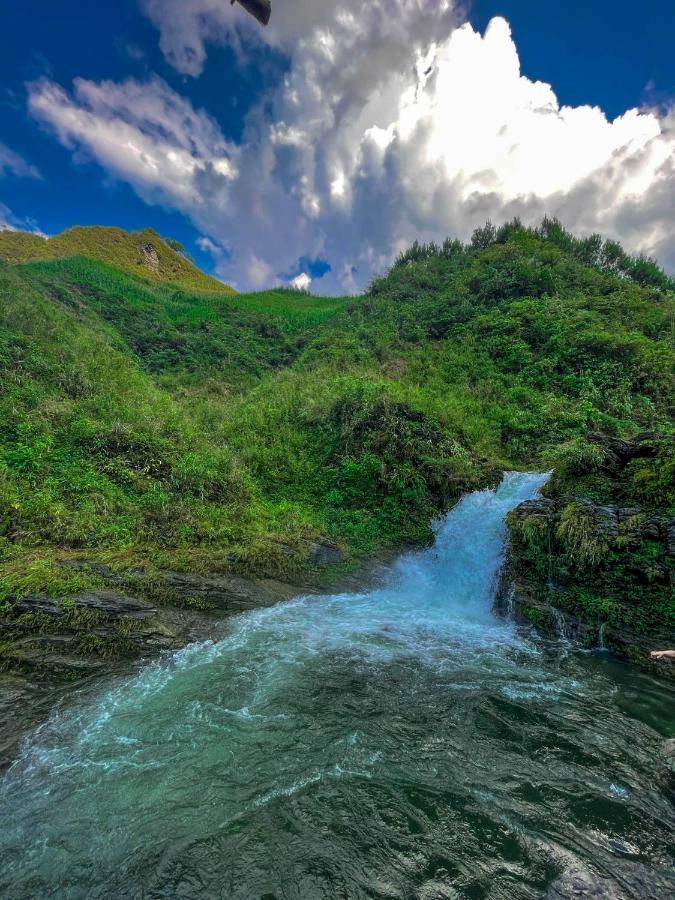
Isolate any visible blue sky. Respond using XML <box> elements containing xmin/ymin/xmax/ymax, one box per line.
<box><xmin>0</xmin><ymin>0</ymin><xmax>283</xmax><ymax>274</ymax></box>
<box><xmin>1</xmin><ymin>1</ymin><xmax>674</xmax><ymax>290</ymax></box>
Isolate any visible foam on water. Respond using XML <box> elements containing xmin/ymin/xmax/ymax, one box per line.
<box><xmin>2</xmin><ymin>471</ymin><xmax>674</xmax><ymax>900</ymax></box>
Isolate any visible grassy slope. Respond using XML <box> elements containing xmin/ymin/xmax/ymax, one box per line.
<box><xmin>0</xmin><ymin>225</ymin><xmax>234</xmax><ymax>293</ymax></box>
<box><xmin>0</xmin><ymin>220</ymin><xmax>672</xmax><ymax>629</ymax></box>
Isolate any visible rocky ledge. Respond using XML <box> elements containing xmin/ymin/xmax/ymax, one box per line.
<box><xmin>1</xmin><ymin>569</ymin><xmax>305</xmax><ymax>677</ymax></box>
<box><xmin>0</xmin><ymin>538</ymin><xmax>369</xmax><ymax>768</ymax></box>
<box><xmin>0</xmin><ymin>567</ymin><xmax>313</xmax><ymax>769</ymax></box>
<box><xmin>500</xmin><ymin>432</ymin><xmax>674</xmax><ymax>672</ymax></box>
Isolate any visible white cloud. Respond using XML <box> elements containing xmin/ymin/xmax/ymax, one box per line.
<box><xmin>246</xmin><ymin>252</ymin><xmax>275</xmax><ymax>289</ymax></box>
<box><xmin>196</xmin><ymin>235</ymin><xmax>223</xmax><ymax>255</ymax></box>
<box><xmin>0</xmin><ymin>201</ymin><xmax>46</xmax><ymax>235</ymax></box>
<box><xmin>0</xmin><ymin>202</ymin><xmax>18</xmax><ymax>231</ymax></box>
<box><xmin>0</xmin><ymin>141</ymin><xmax>41</xmax><ymax>179</ymax></box>
<box><xmin>26</xmin><ymin>3</ymin><xmax>675</xmax><ymax>291</ymax></box>
<box><xmin>28</xmin><ymin>75</ymin><xmax>236</xmax><ymax>210</ymax></box>
<box><xmin>290</xmin><ymin>272</ymin><xmax>311</xmax><ymax>291</ymax></box>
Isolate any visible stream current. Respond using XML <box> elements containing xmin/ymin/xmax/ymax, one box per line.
<box><xmin>1</xmin><ymin>472</ymin><xmax>674</xmax><ymax>898</ymax></box>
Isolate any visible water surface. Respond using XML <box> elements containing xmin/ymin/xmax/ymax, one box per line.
<box><xmin>1</xmin><ymin>473</ymin><xmax>674</xmax><ymax>899</ymax></box>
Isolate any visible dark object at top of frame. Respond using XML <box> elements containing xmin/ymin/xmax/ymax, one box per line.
<box><xmin>232</xmin><ymin>0</ymin><xmax>272</xmax><ymax>27</ymax></box>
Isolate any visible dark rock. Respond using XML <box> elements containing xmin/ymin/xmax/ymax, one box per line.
<box><xmin>510</xmin><ymin>497</ymin><xmax>556</xmax><ymax>519</ymax></box>
<box><xmin>271</xmin><ymin>539</ymin><xmax>343</xmax><ymax>567</ymax></box>
<box><xmin>666</xmin><ymin>519</ymin><xmax>675</xmax><ymax>557</ymax></box>
<box><xmin>615</xmin><ymin>507</ymin><xmax>643</xmax><ymax>523</ymax></box>
<box><xmin>156</xmin><ymin>571</ymin><xmax>302</xmax><ymax>611</ymax></box>
<box><xmin>546</xmin><ymin>864</ymin><xmax>628</xmax><ymax>899</ymax></box>
<box><xmin>587</xmin><ymin>431</ymin><xmax>659</xmax><ymax>475</ymax></box>
<box><xmin>594</xmin><ymin>505</ymin><xmax>619</xmax><ymax>540</ymax></box>
<box><xmin>303</xmin><ymin>541</ymin><xmax>343</xmax><ymax>566</ymax></box>
<box><xmin>6</xmin><ymin>643</ymin><xmax>105</xmax><ymax>676</ymax></box>
<box><xmin>15</xmin><ymin>591</ymin><xmax>157</xmax><ymax>620</ymax></box>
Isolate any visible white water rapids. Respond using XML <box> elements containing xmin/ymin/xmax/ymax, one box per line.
<box><xmin>1</xmin><ymin>472</ymin><xmax>673</xmax><ymax>899</ymax></box>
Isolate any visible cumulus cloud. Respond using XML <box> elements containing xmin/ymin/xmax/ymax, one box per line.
<box><xmin>26</xmin><ymin>2</ymin><xmax>675</xmax><ymax>291</ymax></box>
<box><xmin>290</xmin><ymin>272</ymin><xmax>311</xmax><ymax>291</ymax></box>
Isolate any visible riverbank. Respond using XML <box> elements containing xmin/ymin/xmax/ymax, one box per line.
<box><xmin>0</xmin><ymin>549</ymin><xmax>402</xmax><ymax>770</ymax></box>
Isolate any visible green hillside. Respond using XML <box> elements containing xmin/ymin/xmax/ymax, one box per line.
<box><xmin>0</xmin><ymin>225</ymin><xmax>235</xmax><ymax>293</ymax></box>
<box><xmin>0</xmin><ymin>218</ymin><xmax>673</xmax><ymax>663</ymax></box>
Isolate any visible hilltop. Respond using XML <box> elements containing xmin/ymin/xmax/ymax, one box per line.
<box><xmin>0</xmin><ymin>217</ymin><xmax>672</xmax><ymax>675</ymax></box>
<box><xmin>0</xmin><ymin>225</ymin><xmax>234</xmax><ymax>293</ymax></box>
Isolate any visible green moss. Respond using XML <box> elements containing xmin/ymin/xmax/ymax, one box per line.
<box><xmin>544</xmin><ymin>437</ymin><xmax>607</xmax><ymax>479</ymax></box>
<box><xmin>0</xmin><ymin>556</ymin><xmax>105</xmax><ymax>606</ymax></box>
<box><xmin>522</xmin><ymin>606</ymin><xmax>545</xmax><ymax>626</ymax></box>
<box><xmin>556</xmin><ymin>502</ymin><xmax>609</xmax><ymax>569</ymax></box>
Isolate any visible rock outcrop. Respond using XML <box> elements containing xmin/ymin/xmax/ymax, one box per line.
<box><xmin>0</xmin><ymin>566</ymin><xmax>311</xmax><ymax>769</ymax></box>
<box><xmin>138</xmin><ymin>241</ymin><xmax>160</xmax><ymax>272</ymax></box>
<box><xmin>501</xmin><ymin>432</ymin><xmax>674</xmax><ymax>673</ymax></box>
<box><xmin>2</xmin><ymin>570</ymin><xmax>305</xmax><ymax>677</ymax></box>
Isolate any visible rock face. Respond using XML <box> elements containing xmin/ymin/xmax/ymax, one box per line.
<box><xmin>150</xmin><ymin>570</ymin><xmax>303</xmax><ymax>611</ymax></box>
<box><xmin>3</xmin><ymin>590</ymin><xmax>180</xmax><ymax>677</ymax></box>
<box><xmin>15</xmin><ymin>591</ymin><xmax>157</xmax><ymax>620</ymax></box>
<box><xmin>586</xmin><ymin>430</ymin><xmax>660</xmax><ymax>473</ymax></box>
<box><xmin>304</xmin><ymin>541</ymin><xmax>343</xmax><ymax>567</ymax></box>
<box><xmin>139</xmin><ymin>241</ymin><xmax>160</xmax><ymax>272</ymax></box>
<box><xmin>501</xmin><ymin>432</ymin><xmax>674</xmax><ymax>673</ymax></box>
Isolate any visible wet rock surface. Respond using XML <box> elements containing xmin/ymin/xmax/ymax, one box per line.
<box><xmin>154</xmin><ymin>570</ymin><xmax>303</xmax><ymax>610</ymax></box>
<box><xmin>0</xmin><ymin>568</ymin><xmax>310</xmax><ymax>770</ymax></box>
<box><xmin>546</xmin><ymin>865</ymin><xmax>629</xmax><ymax>899</ymax></box>
<box><xmin>15</xmin><ymin>591</ymin><xmax>158</xmax><ymax>619</ymax></box>
<box><xmin>503</xmin><ymin>432</ymin><xmax>674</xmax><ymax>672</ymax></box>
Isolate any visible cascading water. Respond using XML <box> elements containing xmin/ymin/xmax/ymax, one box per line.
<box><xmin>1</xmin><ymin>472</ymin><xmax>674</xmax><ymax>899</ymax></box>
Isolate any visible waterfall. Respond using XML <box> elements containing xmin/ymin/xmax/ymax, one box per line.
<box><xmin>551</xmin><ymin>606</ymin><xmax>571</xmax><ymax>643</ymax></box>
<box><xmin>2</xmin><ymin>470</ymin><xmax>673</xmax><ymax>900</ymax></box>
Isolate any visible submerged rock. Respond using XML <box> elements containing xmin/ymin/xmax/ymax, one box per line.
<box><xmin>546</xmin><ymin>866</ymin><xmax>628</xmax><ymax>899</ymax></box>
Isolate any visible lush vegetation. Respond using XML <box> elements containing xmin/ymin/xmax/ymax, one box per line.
<box><xmin>507</xmin><ymin>433</ymin><xmax>674</xmax><ymax>664</ymax></box>
<box><xmin>0</xmin><ymin>219</ymin><xmax>672</xmax><ymax>644</ymax></box>
<box><xmin>0</xmin><ymin>225</ymin><xmax>233</xmax><ymax>293</ymax></box>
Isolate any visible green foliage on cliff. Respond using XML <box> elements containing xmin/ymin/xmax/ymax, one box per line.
<box><xmin>0</xmin><ymin>218</ymin><xmax>672</xmax><ymax>607</ymax></box>
<box><xmin>556</xmin><ymin>501</ymin><xmax>610</xmax><ymax>569</ymax></box>
<box><xmin>506</xmin><ymin>432</ymin><xmax>674</xmax><ymax>664</ymax></box>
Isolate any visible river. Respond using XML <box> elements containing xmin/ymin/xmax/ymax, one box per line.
<box><xmin>1</xmin><ymin>472</ymin><xmax>674</xmax><ymax>898</ymax></box>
